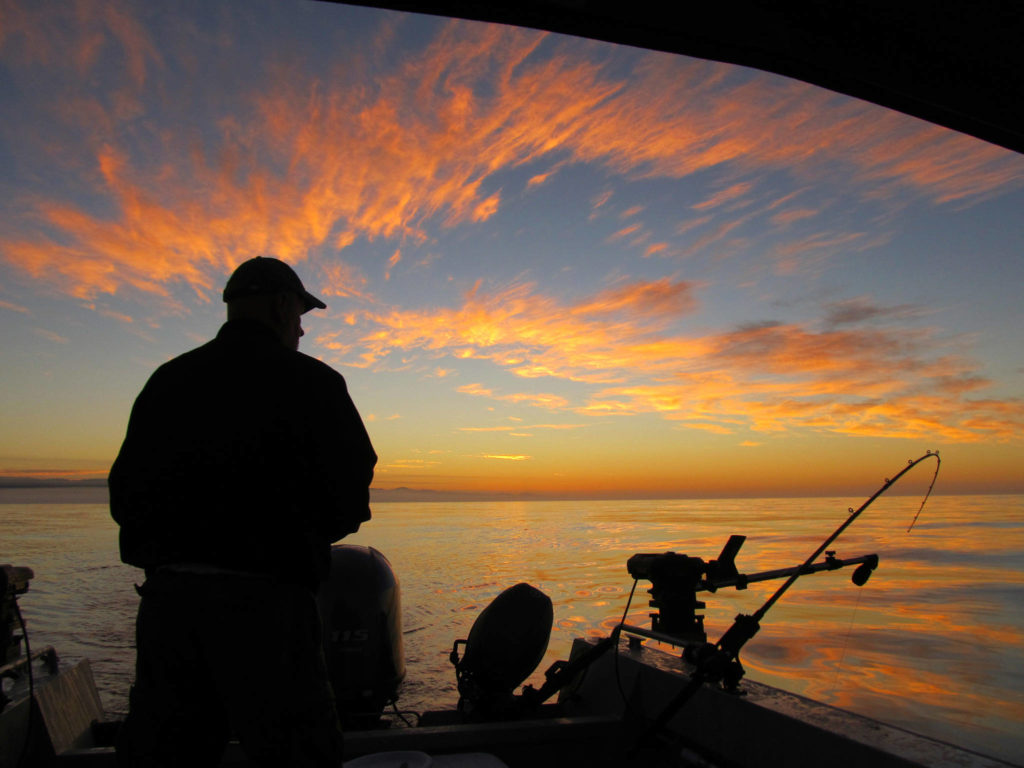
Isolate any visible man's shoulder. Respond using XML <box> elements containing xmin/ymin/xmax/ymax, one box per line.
<box><xmin>293</xmin><ymin>350</ymin><xmax>348</xmax><ymax>388</ymax></box>
<box><xmin>143</xmin><ymin>334</ymin><xmax>349</xmax><ymax>394</ymax></box>
<box><xmin>148</xmin><ymin>338</ymin><xmax>218</xmax><ymax>377</ymax></box>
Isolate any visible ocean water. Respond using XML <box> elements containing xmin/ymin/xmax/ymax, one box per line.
<box><xmin>1</xmin><ymin>489</ymin><xmax>1022</xmax><ymax>765</ymax></box>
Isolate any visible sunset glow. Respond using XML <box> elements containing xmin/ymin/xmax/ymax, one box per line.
<box><xmin>1</xmin><ymin>0</ymin><xmax>1022</xmax><ymax>496</ymax></box>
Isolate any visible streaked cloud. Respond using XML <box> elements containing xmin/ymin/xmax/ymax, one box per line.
<box><xmin>1</xmin><ymin>0</ymin><xmax>1020</xmax><ymax>496</ymax></box>
<box><xmin>361</xmin><ymin>277</ymin><xmax>702</xmax><ymax>382</ymax></box>
<box><xmin>457</xmin><ymin>382</ymin><xmax>570</xmax><ymax>410</ymax></box>
<box><xmin>693</xmin><ymin>182</ymin><xmax>755</xmax><ymax>211</ymax></box>
<box><xmin>0</xmin><ymin>299</ymin><xmax>30</xmax><ymax>314</ymax></box>
<box><xmin>821</xmin><ymin>297</ymin><xmax>924</xmax><ymax>329</ymax></box>
<box><xmin>321</xmin><ymin>260</ymin><xmax>371</xmax><ymax>301</ymax></box>
<box><xmin>770</xmin><ymin>207</ymin><xmax>819</xmax><ymax>228</ymax></box>
<box><xmin>33</xmin><ymin>327</ymin><xmax>68</xmax><ymax>344</ymax></box>
<box><xmin>460</xmin><ymin>422</ymin><xmax>585</xmax><ymax>432</ymax></box>
<box><xmin>2</xmin><ymin>6</ymin><xmax>1020</xmax><ymax>310</ymax></box>
<box><xmin>608</xmin><ymin>223</ymin><xmax>642</xmax><ymax>242</ymax></box>
<box><xmin>359</xmin><ymin>280</ymin><xmax>1022</xmax><ymax>443</ymax></box>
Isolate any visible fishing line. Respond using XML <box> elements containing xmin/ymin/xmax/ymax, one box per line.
<box><xmin>387</xmin><ymin>699</ymin><xmax>420</xmax><ymax>727</ymax></box>
<box><xmin>753</xmin><ymin>450</ymin><xmax>941</xmax><ymax>623</ymax></box>
<box><xmin>611</xmin><ymin>579</ymin><xmax>640</xmax><ymax>711</ymax></box>
<box><xmin>637</xmin><ymin>451</ymin><xmax>942</xmax><ymax>749</ymax></box>
<box><xmin>619</xmin><ymin>578</ymin><xmax>639</xmax><ymax>627</ymax></box>
<box><xmin>906</xmin><ymin>451</ymin><xmax>941</xmax><ymax>533</ymax></box>
<box><xmin>821</xmin><ymin>453</ymin><xmax>940</xmax><ymax>698</ymax></box>
<box><xmin>613</xmin><ymin>578</ymin><xmax>693</xmax><ymax>763</ymax></box>
<box><xmin>829</xmin><ymin>586</ymin><xmax>864</xmax><ymax>698</ymax></box>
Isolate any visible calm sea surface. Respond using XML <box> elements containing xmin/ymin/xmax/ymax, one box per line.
<box><xmin>2</xmin><ymin>489</ymin><xmax>1022</xmax><ymax>765</ymax></box>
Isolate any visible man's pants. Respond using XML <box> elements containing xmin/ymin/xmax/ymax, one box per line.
<box><xmin>116</xmin><ymin>570</ymin><xmax>344</xmax><ymax>767</ymax></box>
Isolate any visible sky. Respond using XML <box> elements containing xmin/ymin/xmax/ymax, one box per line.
<box><xmin>1</xmin><ymin>0</ymin><xmax>1022</xmax><ymax>498</ymax></box>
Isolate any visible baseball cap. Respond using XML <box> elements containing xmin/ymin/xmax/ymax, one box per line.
<box><xmin>222</xmin><ymin>256</ymin><xmax>326</xmax><ymax>312</ymax></box>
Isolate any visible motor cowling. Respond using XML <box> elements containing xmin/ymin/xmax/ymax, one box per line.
<box><xmin>451</xmin><ymin>582</ymin><xmax>553</xmax><ymax>718</ymax></box>
<box><xmin>318</xmin><ymin>545</ymin><xmax>405</xmax><ymax>728</ymax></box>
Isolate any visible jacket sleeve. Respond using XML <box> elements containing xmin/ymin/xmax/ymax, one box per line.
<box><xmin>305</xmin><ymin>368</ymin><xmax>377</xmax><ymax>542</ymax></box>
<box><xmin>108</xmin><ymin>373</ymin><xmax>169</xmax><ymax>568</ymax></box>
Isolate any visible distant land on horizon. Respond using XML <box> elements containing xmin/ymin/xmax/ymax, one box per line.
<box><xmin>0</xmin><ymin>476</ymin><xmax>1009</xmax><ymax>503</ymax></box>
<box><xmin>0</xmin><ymin>476</ymin><xmax>108</xmax><ymax>488</ymax></box>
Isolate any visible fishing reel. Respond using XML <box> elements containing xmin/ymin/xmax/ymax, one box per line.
<box><xmin>626</xmin><ymin>535</ymin><xmax>745</xmax><ymax>645</ymax></box>
<box><xmin>623</xmin><ymin>536</ymin><xmax>879</xmax><ymax>673</ymax></box>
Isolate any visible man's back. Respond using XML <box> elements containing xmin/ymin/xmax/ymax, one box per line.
<box><xmin>110</xmin><ymin>318</ymin><xmax>375</xmax><ymax>588</ymax></box>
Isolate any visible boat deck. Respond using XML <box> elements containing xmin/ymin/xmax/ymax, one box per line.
<box><xmin>5</xmin><ymin>642</ymin><xmax>1019</xmax><ymax>767</ymax></box>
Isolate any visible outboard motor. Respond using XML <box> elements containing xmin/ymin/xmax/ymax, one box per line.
<box><xmin>450</xmin><ymin>583</ymin><xmax>553</xmax><ymax>719</ymax></box>
<box><xmin>318</xmin><ymin>545</ymin><xmax>405</xmax><ymax>728</ymax></box>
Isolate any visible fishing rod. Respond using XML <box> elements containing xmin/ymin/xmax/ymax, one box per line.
<box><xmin>637</xmin><ymin>450</ymin><xmax>942</xmax><ymax>746</ymax></box>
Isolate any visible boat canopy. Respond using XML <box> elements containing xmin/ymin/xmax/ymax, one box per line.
<box><xmin>328</xmin><ymin>0</ymin><xmax>1024</xmax><ymax>156</ymax></box>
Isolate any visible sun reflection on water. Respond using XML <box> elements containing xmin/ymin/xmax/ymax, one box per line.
<box><xmin>2</xmin><ymin>492</ymin><xmax>1022</xmax><ymax>763</ymax></box>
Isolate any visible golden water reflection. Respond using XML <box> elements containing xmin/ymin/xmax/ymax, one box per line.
<box><xmin>348</xmin><ymin>494</ymin><xmax>1024</xmax><ymax>763</ymax></box>
<box><xmin>2</xmin><ymin>493</ymin><xmax>1021</xmax><ymax>764</ymax></box>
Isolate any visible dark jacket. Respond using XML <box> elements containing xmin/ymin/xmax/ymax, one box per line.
<box><xmin>109</xmin><ymin>319</ymin><xmax>377</xmax><ymax>589</ymax></box>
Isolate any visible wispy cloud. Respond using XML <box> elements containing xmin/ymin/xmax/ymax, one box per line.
<box><xmin>693</xmin><ymin>182</ymin><xmax>755</xmax><ymax>211</ymax></box>
<box><xmin>0</xmin><ymin>299</ymin><xmax>30</xmax><ymax>314</ymax></box>
<box><xmin>607</xmin><ymin>223</ymin><xmax>642</xmax><ymax>242</ymax></box>
<box><xmin>33</xmin><ymin>327</ymin><xmax>68</xmax><ymax>344</ymax></box>
<box><xmin>459</xmin><ymin>422</ymin><xmax>585</xmax><ymax>432</ymax></box>
<box><xmin>360</xmin><ymin>280</ymin><xmax>1022</xmax><ymax>443</ymax></box>
<box><xmin>2</xmin><ymin>7</ymin><xmax>1020</xmax><ymax>311</ymax></box>
<box><xmin>320</xmin><ymin>259</ymin><xmax>371</xmax><ymax>301</ymax></box>
<box><xmin>821</xmin><ymin>296</ymin><xmax>924</xmax><ymax>329</ymax></box>
<box><xmin>770</xmin><ymin>207</ymin><xmax>819</xmax><ymax>228</ymax></box>
<box><xmin>362</xmin><ymin>277</ymin><xmax>702</xmax><ymax>381</ymax></box>
<box><xmin>384</xmin><ymin>249</ymin><xmax>401</xmax><ymax>281</ymax></box>
<box><xmin>458</xmin><ymin>382</ymin><xmax>570</xmax><ymax>410</ymax></box>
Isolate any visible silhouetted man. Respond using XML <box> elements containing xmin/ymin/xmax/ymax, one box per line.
<box><xmin>109</xmin><ymin>256</ymin><xmax>376</xmax><ymax>767</ymax></box>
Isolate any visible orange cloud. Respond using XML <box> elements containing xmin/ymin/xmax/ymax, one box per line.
<box><xmin>357</xmin><ymin>282</ymin><xmax>1022</xmax><ymax>443</ymax></box>
<box><xmin>607</xmin><ymin>223</ymin><xmax>642</xmax><ymax>241</ymax></box>
<box><xmin>770</xmin><ymin>207</ymin><xmax>819</xmax><ymax>227</ymax></box>
<box><xmin>4</xmin><ymin>9</ymin><xmax>1019</xmax><ymax>311</ymax></box>
<box><xmin>0</xmin><ymin>0</ymin><xmax>161</xmax><ymax>84</ymax></box>
<box><xmin>678</xmin><ymin>216</ymin><xmax>751</xmax><ymax>258</ymax></box>
<box><xmin>457</xmin><ymin>382</ymin><xmax>570</xmax><ymax>410</ymax></box>
<box><xmin>471</xmin><ymin>192</ymin><xmax>501</xmax><ymax>222</ymax></box>
<box><xmin>590</xmin><ymin>189</ymin><xmax>613</xmax><ymax>211</ymax></box>
<box><xmin>692</xmin><ymin>182</ymin><xmax>754</xmax><ymax>211</ymax></box>
<box><xmin>384</xmin><ymin>249</ymin><xmax>401</xmax><ymax>281</ymax></box>
<box><xmin>362</xmin><ymin>278</ymin><xmax>703</xmax><ymax>384</ymax></box>
<box><xmin>0</xmin><ymin>299</ymin><xmax>30</xmax><ymax>314</ymax></box>
<box><xmin>572</xmin><ymin>278</ymin><xmax>698</xmax><ymax>319</ymax></box>
<box><xmin>527</xmin><ymin>171</ymin><xmax>555</xmax><ymax>188</ymax></box>
<box><xmin>33</xmin><ymin>327</ymin><xmax>68</xmax><ymax>344</ymax></box>
<box><xmin>320</xmin><ymin>260</ymin><xmax>371</xmax><ymax>301</ymax></box>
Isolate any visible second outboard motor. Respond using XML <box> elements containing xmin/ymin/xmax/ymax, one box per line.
<box><xmin>318</xmin><ymin>545</ymin><xmax>405</xmax><ymax>728</ymax></box>
<box><xmin>450</xmin><ymin>583</ymin><xmax>553</xmax><ymax>718</ymax></box>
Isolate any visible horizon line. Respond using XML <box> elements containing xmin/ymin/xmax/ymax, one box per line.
<box><xmin>0</xmin><ymin>477</ymin><xmax>1018</xmax><ymax>502</ymax></box>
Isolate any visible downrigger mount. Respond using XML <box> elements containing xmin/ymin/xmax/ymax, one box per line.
<box><xmin>463</xmin><ymin>453</ymin><xmax>938</xmax><ymax>746</ymax></box>
<box><xmin>482</xmin><ymin>534</ymin><xmax>880</xmax><ymax>714</ymax></box>
<box><xmin>622</xmin><ymin>534</ymin><xmax>878</xmax><ymax>651</ymax></box>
